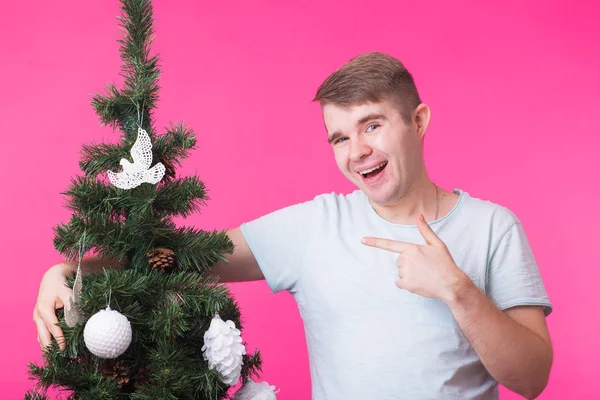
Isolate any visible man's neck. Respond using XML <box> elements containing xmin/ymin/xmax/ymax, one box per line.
<box><xmin>368</xmin><ymin>178</ymin><xmax>455</xmax><ymax>225</ymax></box>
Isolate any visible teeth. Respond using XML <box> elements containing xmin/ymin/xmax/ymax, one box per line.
<box><xmin>360</xmin><ymin>162</ymin><xmax>387</xmax><ymax>176</ymax></box>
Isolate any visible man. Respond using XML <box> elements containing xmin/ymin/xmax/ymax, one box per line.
<box><xmin>34</xmin><ymin>52</ymin><xmax>553</xmax><ymax>399</ymax></box>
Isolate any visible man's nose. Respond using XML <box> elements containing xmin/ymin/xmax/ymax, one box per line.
<box><xmin>349</xmin><ymin>137</ymin><xmax>372</xmax><ymax>161</ymax></box>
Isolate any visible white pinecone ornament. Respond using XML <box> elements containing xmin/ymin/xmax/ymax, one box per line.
<box><xmin>233</xmin><ymin>378</ymin><xmax>279</xmax><ymax>400</ymax></box>
<box><xmin>83</xmin><ymin>306</ymin><xmax>132</xmax><ymax>359</ymax></box>
<box><xmin>202</xmin><ymin>313</ymin><xmax>246</xmax><ymax>385</ymax></box>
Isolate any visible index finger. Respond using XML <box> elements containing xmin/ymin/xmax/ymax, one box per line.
<box><xmin>361</xmin><ymin>237</ymin><xmax>413</xmax><ymax>253</ymax></box>
<box><xmin>417</xmin><ymin>214</ymin><xmax>443</xmax><ymax>246</ymax></box>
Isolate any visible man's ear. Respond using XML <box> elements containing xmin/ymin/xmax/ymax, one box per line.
<box><xmin>413</xmin><ymin>103</ymin><xmax>431</xmax><ymax>140</ymax></box>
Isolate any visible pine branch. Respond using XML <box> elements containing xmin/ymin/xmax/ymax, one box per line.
<box><xmin>117</xmin><ymin>0</ymin><xmax>159</xmax><ymax>134</ymax></box>
<box><xmin>118</xmin><ymin>0</ymin><xmax>159</xmax><ymax>97</ymax></box>
<box><xmin>79</xmin><ymin>141</ymin><xmax>126</xmax><ymax>177</ymax></box>
<box><xmin>153</xmin><ymin>123</ymin><xmax>197</xmax><ymax>162</ymax></box>
<box><xmin>64</xmin><ymin>173</ymin><xmax>208</xmax><ymax>225</ymax></box>
<box><xmin>167</xmin><ymin>229</ymin><xmax>234</xmax><ymax>273</ymax></box>
<box><xmin>54</xmin><ymin>214</ymin><xmax>131</xmax><ymax>262</ymax></box>
<box><xmin>28</xmin><ymin>343</ymin><xmax>112</xmax><ymax>396</ymax></box>
<box><xmin>90</xmin><ymin>84</ymin><xmax>127</xmax><ymax>127</ymax></box>
<box><xmin>63</xmin><ymin>176</ymin><xmax>124</xmax><ymax>218</ymax></box>
<box><xmin>241</xmin><ymin>350</ymin><xmax>264</xmax><ymax>384</ymax></box>
<box><xmin>154</xmin><ymin>176</ymin><xmax>207</xmax><ymax>218</ymax></box>
<box><xmin>23</xmin><ymin>391</ymin><xmax>50</xmax><ymax>400</ymax></box>
<box><xmin>91</xmin><ymin>0</ymin><xmax>159</xmax><ymax>135</ymax></box>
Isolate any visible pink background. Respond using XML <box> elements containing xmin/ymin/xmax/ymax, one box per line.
<box><xmin>1</xmin><ymin>0</ymin><xmax>598</xmax><ymax>398</ymax></box>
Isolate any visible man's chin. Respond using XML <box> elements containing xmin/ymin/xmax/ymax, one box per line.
<box><xmin>353</xmin><ymin>179</ymin><xmax>394</xmax><ymax>204</ymax></box>
<box><xmin>362</xmin><ymin>189</ymin><xmax>390</xmax><ymax>206</ymax></box>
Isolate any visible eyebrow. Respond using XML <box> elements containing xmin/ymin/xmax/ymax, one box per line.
<box><xmin>358</xmin><ymin>113</ymin><xmax>386</xmax><ymax>125</ymax></box>
<box><xmin>327</xmin><ymin>113</ymin><xmax>387</xmax><ymax>144</ymax></box>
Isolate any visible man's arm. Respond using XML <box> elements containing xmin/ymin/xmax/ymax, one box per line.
<box><xmin>65</xmin><ymin>228</ymin><xmax>262</xmax><ymax>281</ymax></box>
<box><xmin>362</xmin><ymin>214</ymin><xmax>552</xmax><ymax>399</ymax></box>
<box><xmin>34</xmin><ymin>227</ymin><xmax>262</xmax><ymax>349</ymax></box>
<box><xmin>447</xmin><ymin>280</ymin><xmax>552</xmax><ymax>399</ymax></box>
<box><xmin>207</xmin><ymin>227</ymin><xmax>264</xmax><ymax>282</ymax></box>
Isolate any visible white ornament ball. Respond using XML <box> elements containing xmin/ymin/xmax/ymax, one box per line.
<box><xmin>83</xmin><ymin>306</ymin><xmax>132</xmax><ymax>359</ymax></box>
<box><xmin>202</xmin><ymin>313</ymin><xmax>246</xmax><ymax>385</ymax></box>
<box><xmin>233</xmin><ymin>378</ymin><xmax>279</xmax><ymax>400</ymax></box>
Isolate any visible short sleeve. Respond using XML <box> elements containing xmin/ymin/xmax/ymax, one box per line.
<box><xmin>239</xmin><ymin>196</ymin><xmax>322</xmax><ymax>294</ymax></box>
<box><xmin>486</xmin><ymin>222</ymin><xmax>553</xmax><ymax>316</ymax></box>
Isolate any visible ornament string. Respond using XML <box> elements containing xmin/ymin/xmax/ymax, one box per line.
<box><xmin>107</xmin><ymin>286</ymin><xmax>112</xmax><ymax>310</ymax></box>
<box><xmin>76</xmin><ymin>230</ymin><xmax>86</xmax><ymax>282</ymax></box>
<box><xmin>134</xmin><ymin>98</ymin><xmax>145</xmax><ymax>131</ymax></box>
<box><xmin>65</xmin><ymin>231</ymin><xmax>86</xmax><ymax>327</ymax></box>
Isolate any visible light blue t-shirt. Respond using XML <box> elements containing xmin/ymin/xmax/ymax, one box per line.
<box><xmin>240</xmin><ymin>188</ymin><xmax>552</xmax><ymax>400</ymax></box>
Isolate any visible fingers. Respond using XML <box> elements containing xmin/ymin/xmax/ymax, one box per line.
<box><xmin>48</xmin><ymin>321</ymin><xmax>66</xmax><ymax>351</ymax></box>
<box><xmin>361</xmin><ymin>237</ymin><xmax>413</xmax><ymax>254</ymax></box>
<box><xmin>34</xmin><ymin>314</ymin><xmax>52</xmax><ymax>350</ymax></box>
<box><xmin>396</xmin><ymin>259</ymin><xmax>406</xmax><ymax>286</ymax></box>
<box><xmin>395</xmin><ymin>276</ymin><xmax>409</xmax><ymax>289</ymax></box>
<box><xmin>417</xmin><ymin>214</ymin><xmax>443</xmax><ymax>246</ymax></box>
<box><xmin>363</xmin><ymin>215</ymin><xmax>444</xmax><ymax>251</ymax></box>
<box><xmin>35</xmin><ymin>304</ymin><xmax>66</xmax><ymax>351</ymax></box>
<box><xmin>58</xmin><ymin>291</ymin><xmax>72</xmax><ymax>313</ymax></box>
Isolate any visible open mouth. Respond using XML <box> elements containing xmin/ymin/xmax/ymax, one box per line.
<box><xmin>359</xmin><ymin>161</ymin><xmax>388</xmax><ymax>180</ymax></box>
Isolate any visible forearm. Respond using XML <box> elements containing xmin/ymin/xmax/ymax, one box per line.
<box><xmin>56</xmin><ymin>255</ymin><xmax>125</xmax><ymax>275</ymax></box>
<box><xmin>446</xmin><ymin>281</ymin><xmax>552</xmax><ymax>399</ymax></box>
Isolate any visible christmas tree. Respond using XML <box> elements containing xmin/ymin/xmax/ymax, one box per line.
<box><xmin>26</xmin><ymin>1</ymin><xmax>266</xmax><ymax>398</ymax></box>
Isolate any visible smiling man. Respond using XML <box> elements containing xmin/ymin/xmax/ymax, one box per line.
<box><xmin>34</xmin><ymin>52</ymin><xmax>553</xmax><ymax>399</ymax></box>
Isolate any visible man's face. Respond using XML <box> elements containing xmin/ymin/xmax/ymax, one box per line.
<box><xmin>323</xmin><ymin>100</ymin><xmax>424</xmax><ymax>206</ymax></box>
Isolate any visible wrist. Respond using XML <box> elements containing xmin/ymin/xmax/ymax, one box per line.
<box><xmin>441</xmin><ymin>270</ymin><xmax>478</xmax><ymax>306</ymax></box>
<box><xmin>53</xmin><ymin>261</ymin><xmax>75</xmax><ymax>275</ymax></box>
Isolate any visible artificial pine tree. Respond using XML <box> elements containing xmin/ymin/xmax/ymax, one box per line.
<box><xmin>25</xmin><ymin>1</ymin><xmax>264</xmax><ymax>398</ymax></box>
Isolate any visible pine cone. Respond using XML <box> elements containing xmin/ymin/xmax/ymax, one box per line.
<box><xmin>147</xmin><ymin>248</ymin><xmax>176</xmax><ymax>271</ymax></box>
<box><xmin>100</xmin><ymin>359</ymin><xmax>130</xmax><ymax>386</ymax></box>
<box><xmin>134</xmin><ymin>367</ymin><xmax>157</xmax><ymax>393</ymax></box>
<box><xmin>161</xmin><ymin>158</ymin><xmax>176</xmax><ymax>181</ymax></box>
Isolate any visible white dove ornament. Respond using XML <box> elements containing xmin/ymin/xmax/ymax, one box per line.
<box><xmin>107</xmin><ymin>127</ymin><xmax>166</xmax><ymax>189</ymax></box>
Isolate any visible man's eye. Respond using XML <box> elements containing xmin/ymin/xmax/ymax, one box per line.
<box><xmin>367</xmin><ymin>124</ymin><xmax>380</xmax><ymax>132</ymax></box>
<box><xmin>335</xmin><ymin>137</ymin><xmax>348</xmax><ymax>144</ymax></box>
